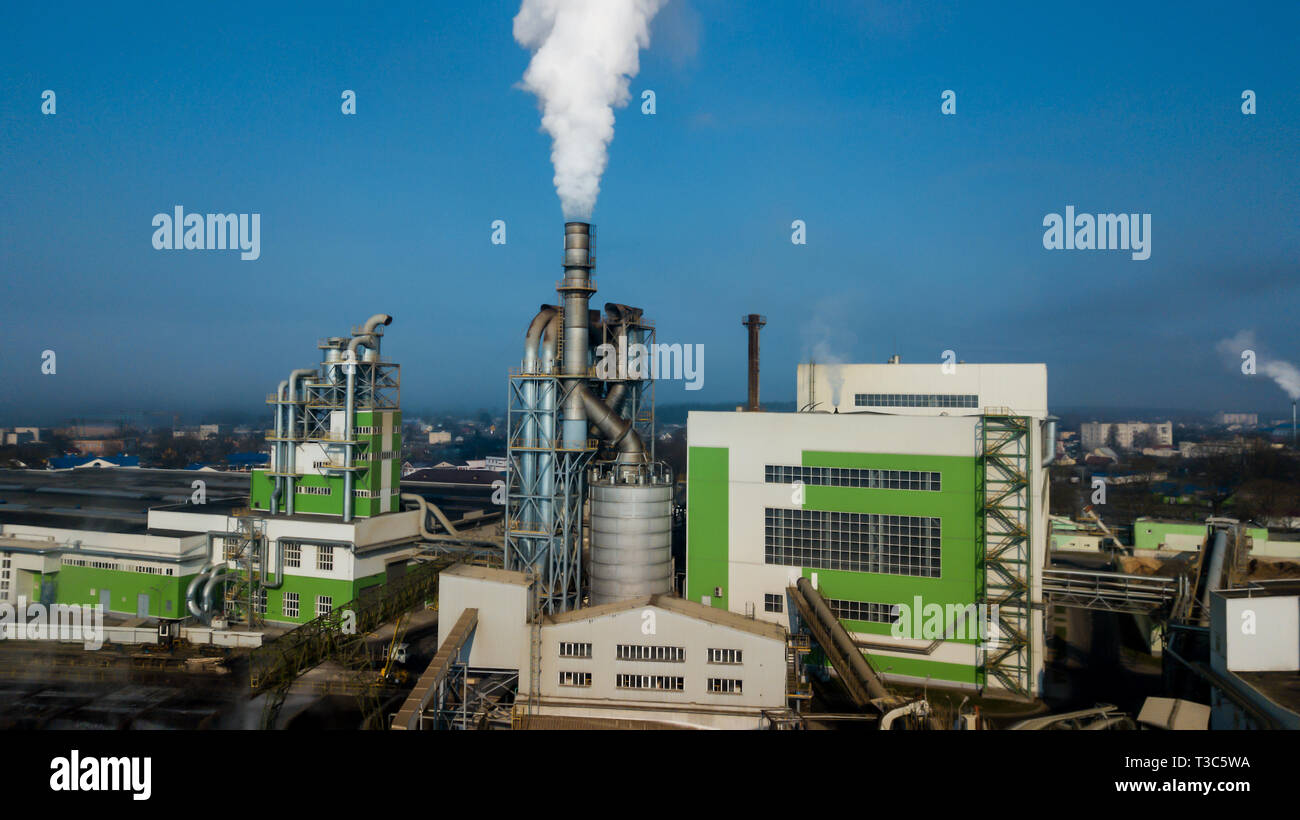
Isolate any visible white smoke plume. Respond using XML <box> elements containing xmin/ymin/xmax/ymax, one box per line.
<box><xmin>514</xmin><ymin>0</ymin><xmax>665</xmax><ymax>219</ymax></box>
<box><xmin>1217</xmin><ymin>330</ymin><xmax>1300</xmax><ymax>401</ymax></box>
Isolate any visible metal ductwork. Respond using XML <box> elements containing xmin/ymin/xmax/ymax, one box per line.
<box><xmin>505</xmin><ymin>222</ymin><xmax>668</xmax><ymax>612</ymax></box>
<box><xmin>559</xmin><ymin>222</ymin><xmax>596</xmax><ymax>450</ymax></box>
<box><xmin>285</xmin><ymin>367</ymin><xmax>318</xmax><ymax>515</ymax></box>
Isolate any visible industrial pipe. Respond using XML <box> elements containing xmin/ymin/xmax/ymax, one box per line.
<box><xmin>186</xmin><ymin>562</ymin><xmax>216</xmax><ymax>619</ymax></box>
<box><xmin>285</xmin><ymin>367</ymin><xmax>317</xmax><ymax>515</ymax></box>
<box><xmin>578</xmin><ymin>383</ymin><xmax>646</xmax><ymax>463</ymax></box>
<box><xmin>202</xmin><ymin>565</ymin><xmax>233</xmax><ymax>620</ymax></box>
<box><xmin>342</xmin><ymin>333</ymin><xmax>378</xmax><ymax>523</ymax></box>
<box><xmin>881</xmin><ymin>699</ymin><xmax>930</xmax><ymax>730</ymax></box>
<box><xmin>520</xmin><ymin>306</ymin><xmax>559</xmax><ymax>536</ymax></box>
<box><xmin>270</xmin><ymin>380</ymin><xmax>288</xmax><ymax>514</ymax></box>
<box><xmin>1041</xmin><ymin>417</ymin><xmax>1058</xmax><ymax>468</ymax></box>
<box><xmin>359</xmin><ymin>313</ymin><xmax>393</xmax><ymax>340</ymax></box>
<box><xmin>401</xmin><ymin>493</ymin><xmax>460</xmax><ymax>537</ymax></box>
<box><xmin>796</xmin><ymin>577</ymin><xmax>889</xmax><ymax>701</ymax></box>
<box><xmin>559</xmin><ymin>222</ymin><xmax>594</xmax><ymax>450</ymax></box>
<box><xmin>1199</xmin><ymin>529</ymin><xmax>1229</xmax><ymax>614</ymax></box>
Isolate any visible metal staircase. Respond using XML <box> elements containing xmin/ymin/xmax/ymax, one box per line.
<box><xmin>976</xmin><ymin>412</ymin><xmax>1033</xmax><ymax>697</ymax></box>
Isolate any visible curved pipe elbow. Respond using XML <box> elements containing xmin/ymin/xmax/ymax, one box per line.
<box><xmin>577</xmin><ymin>383</ymin><xmax>645</xmax><ymax>459</ymax></box>
<box><xmin>360</xmin><ymin>314</ymin><xmax>393</xmax><ymax>336</ymax></box>
<box><xmin>524</xmin><ymin>307</ymin><xmax>558</xmax><ymax>371</ymax></box>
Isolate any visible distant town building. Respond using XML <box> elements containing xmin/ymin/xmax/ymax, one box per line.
<box><xmin>1216</xmin><ymin>412</ymin><xmax>1259</xmax><ymax>427</ymax></box>
<box><xmin>199</xmin><ymin>424</ymin><xmax>225</xmax><ymax>439</ymax></box>
<box><xmin>1179</xmin><ymin>439</ymin><xmax>1253</xmax><ymax>458</ymax></box>
<box><xmin>1080</xmin><ymin>421</ymin><xmax>1173</xmax><ymax>450</ymax></box>
<box><xmin>1</xmin><ymin>427</ymin><xmax>41</xmax><ymax>445</ymax></box>
<box><xmin>428</xmin><ymin>430</ymin><xmax>451</xmax><ymax>444</ymax></box>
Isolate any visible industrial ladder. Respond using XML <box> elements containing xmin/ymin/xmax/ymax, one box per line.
<box><xmin>976</xmin><ymin>412</ymin><xmax>1033</xmax><ymax>697</ymax></box>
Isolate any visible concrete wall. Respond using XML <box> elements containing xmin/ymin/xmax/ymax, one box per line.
<box><xmin>436</xmin><ymin>567</ymin><xmax>529</xmax><ymax>671</ymax></box>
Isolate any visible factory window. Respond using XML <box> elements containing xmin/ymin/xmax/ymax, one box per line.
<box><xmin>317</xmin><ymin>545</ymin><xmax>334</xmax><ymax>572</ymax></box>
<box><xmin>764</xmin><ymin>593</ymin><xmax>784</xmax><ymax>613</ymax></box>
<box><xmin>854</xmin><ymin>393</ymin><xmax>978</xmax><ymax>409</ymax></box>
<box><xmin>316</xmin><ymin>595</ymin><xmax>333</xmax><ymax>617</ymax></box>
<box><xmin>284</xmin><ymin>543</ymin><xmax>301</xmax><ymax>568</ymax></box>
<box><xmin>299</xmin><ymin>485</ymin><xmax>332</xmax><ymax>496</ymax></box>
<box><xmin>255</xmin><ymin>588</ymin><xmax>267</xmax><ymax>615</ymax></box>
<box><xmin>558</xmin><ymin>642</ymin><xmax>592</xmax><ymax>659</ymax></box>
<box><xmin>765</xmin><ymin>465</ymin><xmax>940</xmax><ymax>492</ymax></box>
<box><xmin>616</xmin><ymin>644</ymin><xmax>685</xmax><ymax>663</ymax></box>
<box><xmin>707</xmin><ymin>678</ymin><xmax>743</xmax><ymax>695</ymax></box>
<box><xmin>283</xmin><ymin>592</ymin><xmax>300</xmax><ymax>619</ymax></box>
<box><xmin>89</xmin><ymin>560</ymin><xmax>119</xmax><ymax>571</ymax></box>
<box><xmin>707</xmin><ymin>648</ymin><xmax>743</xmax><ymax>665</ymax></box>
<box><xmin>764</xmin><ymin>508</ymin><xmax>941</xmax><ymax>578</ymax></box>
<box><xmin>558</xmin><ymin>671</ymin><xmax>592</xmax><ymax>688</ymax></box>
<box><xmin>827</xmin><ymin>598</ymin><xmax>902</xmax><ymax>625</ymax></box>
<box><xmin>615</xmin><ymin>674</ymin><xmax>684</xmax><ymax>692</ymax></box>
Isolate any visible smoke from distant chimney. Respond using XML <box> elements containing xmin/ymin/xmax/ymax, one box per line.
<box><xmin>1218</xmin><ymin>330</ymin><xmax>1300</xmax><ymax>401</ymax></box>
<box><xmin>514</xmin><ymin>0</ymin><xmax>666</xmax><ymax>219</ymax></box>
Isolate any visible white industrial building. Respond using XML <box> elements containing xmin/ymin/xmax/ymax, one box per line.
<box><xmin>437</xmin><ymin>565</ymin><xmax>790</xmax><ymax>729</ymax></box>
<box><xmin>1207</xmin><ymin>582</ymin><xmax>1300</xmax><ymax>729</ymax></box>
<box><xmin>688</xmin><ymin>360</ymin><xmax>1053</xmax><ymax>697</ymax></box>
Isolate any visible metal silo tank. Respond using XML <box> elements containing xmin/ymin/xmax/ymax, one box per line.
<box><xmin>589</xmin><ymin>480</ymin><xmax>673</xmax><ymax>605</ymax></box>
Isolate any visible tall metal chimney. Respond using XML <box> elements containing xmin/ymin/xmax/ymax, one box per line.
<box><xmin>743</xmin><ymin>314</ymin><xmax>766</xmax><ymax>412</ymax></box>
<box><xmin>1292</xmin><ymin>400</ymin><xmax>1296</xmax><ymax>447</ymax></box>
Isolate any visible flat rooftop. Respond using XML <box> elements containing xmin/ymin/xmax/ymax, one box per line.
<box><xmin>0</xmin><ymin>468</ymin><xmax>499</xmax><ymax>536</ymax></box>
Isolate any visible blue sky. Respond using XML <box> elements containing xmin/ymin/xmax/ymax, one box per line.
<box><xmin>2</xmin><ymin>0</ymin><xmax>1298</xmax><ymax>423</ymax></box>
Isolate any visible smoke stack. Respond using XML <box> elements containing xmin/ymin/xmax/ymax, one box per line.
<box><xmin>743</xmin><ymin>314</ymin><xmax>766</xmax><ymax>411</ymax></box>
<box><xmin>1293</xmin><ymin>400</ymin><xmax>1296</xmax><ymax>447</ymax></box>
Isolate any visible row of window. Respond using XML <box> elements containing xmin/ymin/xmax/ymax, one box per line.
<box><xmin>764</xmin><ymin>508</ymin><xmax>942</xmax><ymax>577</ymax></box>
<box><xmin>617</xmin><ymin>644</ymin><xmax>685</xmax><ymax>663</ymax></box>
<box><xmin>354</xmin><ymin>488</ymin><xmax>399</xmax><ymax>499</ymax></box>
<box><xmin>281</xmin><ymin>542</ymin><xmax>332</xmax><ymax>571</ymax></box>
<box><xmin>827</xmin><ymin>598</ymin><xmax>902</xmax><ymax>625</ymax></box>
<box><xmin>854</xmin><ymin>393</ymin><xmax>978</xmax><ymax>408</ymax></box>
<box><xmin>765</xmin><ymin>465</ymin><xmax>941</xmax><ymax>492</ymax></box>
<box><xmin>559</xmin><ymin>643</ymin><xmax>743</xmax><ymax>665</ymax></box>
<box><xmin>562</xmin><ymin>674</ymin><xmax>741</xmax><ymax>695</ymax></box>
<box><xmin>243</xmin><ymin>590</ymin><xmax>333</xmax><ymax>619</ymax></box>
<box><xmin>615</xmin><ymin>674</ymin><xmax>684</xmax><ymax>692</ymax></box>
<box><xmin>63</xmin><ymin>557</ymin><xmax>158</xmax><ymax>573</ymax></box>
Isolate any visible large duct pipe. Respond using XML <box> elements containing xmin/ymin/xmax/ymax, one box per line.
<box><xmin>578</xmin><ymin>383</ymin><xmax>646</xmax><ymax>463</ymax></box>
<box><xmin>343</xmin><ymin>332</ymin><xmax>379</xmax><ymax>523</ymax></box>
<box><xmin>202</xmin><ymin>565</ymin><xmax>233</xmax><ymax>620</ymax></box>
<box><xmin>1200</xmin><ymin>529</ymin><xmax>1229</xmax><ymax>614</ymax></box>
<box><xmin>743</xmin><ymin>314</ymin><xmax>766</xmax><ymax>411</ymax></box>
<box><xmin>520</xmin><ymin>306</ymin><xmax>559</xmax><ymax>536</ymax></box>
<box><xmin>1041</xmin><ymin>417</ymin><xmax>1058</xmax><ymax>467</ymax></box>
<box><xmin>559</xmin><ymin>222</ymin><xmax>595</xmax><ymax>449</ymax></box>
<box><xmin>186</xmin><ymin>562</ymin><xmax>216</xmax><ymax>619</ymax></box>
<box><xmin>285</xmin><ymin>368</ymin><xmax>317</xmax><ymax>515</ymax></box>
<box><xmin>401</xmin><ymin>493</ymin><xmax>460</xmax><ymax>537</ymax></box>
<box><xmin>796</xmin><ymin>576</ymin><xmax>889</xmax><ymax>701</ymax></box>
<box><xmin>270</xmin><ymin>380</ymin><xmax>289</xmax><ymax>514</ymax></box>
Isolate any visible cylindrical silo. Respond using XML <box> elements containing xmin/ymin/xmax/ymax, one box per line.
<box><xmin>589</xmin><ymin>479</ymin><xmax>673</xmax><ymax>605</ymax></box>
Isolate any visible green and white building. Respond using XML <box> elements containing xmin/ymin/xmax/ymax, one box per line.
<box><xmin>686</xmin><ymin>362</ymin><xmax>1053</xmax><ymax>697</ymax></box>
<box><xmin>0</xmin><ymin>316</ymin><xmax>425</xmax><ymax>628</ymax></box>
